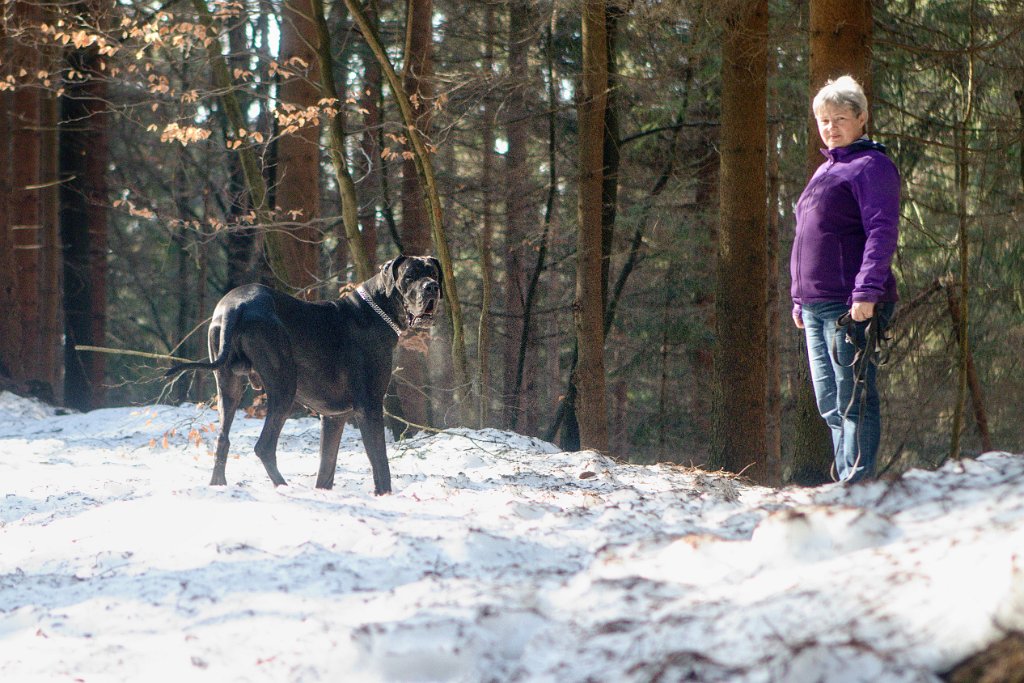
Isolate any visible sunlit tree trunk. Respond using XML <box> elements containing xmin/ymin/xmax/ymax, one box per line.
<box><xmin>807</xmin><ymin>0</ymin><xmax>873</xmax><ymax>143</ymax></box>
<box><xmin>276</xmin><ymin>0</ymin><xmax>322</xmax><ymax>296</ymax></box>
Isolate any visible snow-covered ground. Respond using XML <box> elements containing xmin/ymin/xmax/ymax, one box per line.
<box><xmin>1</xmin><ymin>391</ymin><xmax>1022</xmax><ymax>682</ymax></box>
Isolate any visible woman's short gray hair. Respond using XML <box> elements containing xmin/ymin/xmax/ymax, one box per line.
<box><xmin>812</xmin><ymin>75</ymin><xmax>868</xmax><ymax>116</ymax></box>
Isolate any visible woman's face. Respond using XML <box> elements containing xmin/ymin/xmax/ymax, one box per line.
<box><xmin>815</xmin><ymin>104</ymin><xmax>867</xmax><ymax>150</ymax></box>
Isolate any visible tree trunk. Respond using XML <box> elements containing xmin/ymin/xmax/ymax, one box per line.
<box><xmin>601</xmin><ymin>5</ymin><xmax>622</xmax><ymax>310</ymax></box>
<box><xmin>549</xmin><ymin>63</ymin><xmax>677</xmax><ymax>453</ymax></box>
<box><xmin>224</xmin><ymin>7</ymin><xmax>257</xmax><ymax>290</ymax></box>
<box><xmin>658</xmin><ymin>283</ymin><xmax>672</xmax><ymax>454</ymax></box>
<box><xmin>61</xmin><ymin>6</ymin><xmax>109</xmax><ymax>410</ymax></box>
<box><xmin>950</xmin><ymin>0</ymin><xmax>977</xmax><ymax>461</ymax></box>
<box><xmin>276</xmin><ymin>0</ymin><xmax>323</xmax><ymax>297</ymax></box>
<box><xmin>395</xmin><ymin>0</ymin><xmax>436</xmax><ymax>430</ymax></box>
<box><xmin>502</xmin><ymin>0</ymin><xmax>531</xmax><ymax>430</ymax></box>
<box><xmin>9</xmin><ymin>5</ymin><xmax>42</xmax><ymax>390</ymax></box>
<box><xmin>356</xmin><ymin>0</ymin><xmax>383</xmax><ymax>268</ymax></box>
<box><xmin>806</xmin><ymin>0</ymin><xmax>873</xmax><ymax>158</ymax></box>
<box><xmin>710</xmin><ymin>0</ymin><xmax>775</xmax><ymax>484</ymax></box>
<box><xmin>574</xmin><ymin>0</ymin><xmax>610</xmax><ymax>452</ymax></box>
<box><xmin>400</xmin><ymin>0</ymin><xmax>434</xmax><ymax>258</ymax></box>
<box><xmin>0</xmin><ymin>7</ymin><xmax>11</xmax><ymax>386</ymax></box>
<box><xmin>1017</xmin><ymin>86</ymin><xmax>1024</xmax><ymax>194</ymax></box>
<box><xmin>543</xmin><ymin>10</ymin><xmax>561</xmax><ymax>430</ymax></box>
<box><xmin>945</xmin><ymin>282</ymin><xmax>992</xmax><ymax>452</ymax></box>
<box><xmin>0</xmin><ymin>91</ymin><xmax>13</xmax><ymax>386</ymax></box>
<box><xmin>477</xmin><ymin>3</ymin><xmax>498</xmax><ymax>428</ymax></box>
<box><xmin>765</xmin><ymin>35</ymin><xmax>782</xmax><ymax>477</ymax></box>
<box><xmin>39</xmin><ymin>49</ymin><xmax>62</xmax><ymax>406</ymax></box>
<box><xmin>790</xmin><ymin>0</ymin><xmax>873</xmax><ymax>484</ymax></box>
<box><xmin>4</xmin><ymin>0</ymin><xmax>63</xmax><ymax>402</ymax></box>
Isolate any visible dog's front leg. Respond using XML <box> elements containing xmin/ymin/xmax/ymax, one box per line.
<box><xmin>315</xmin><ymin>415</ymin><xmax>346</xmax><ymax>489</ymax></box>
<box><xmin>359</xmin><ymin>406</ymin><xmax>392</xmax><ymax>495</ymax></box>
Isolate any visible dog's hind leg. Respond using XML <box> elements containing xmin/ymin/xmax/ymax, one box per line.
<box><xmin>211</xmin><ymin>370</ymin><xmax>244</xmax><ymax>486</ymax></box>
<box><xmin>247</xmin><ymin>326</ymin><xmax>295</xmax><ymax>488</ymax></box>
<box><xmin>315</xmin><ymin>415</ymin><xmax>347</xmax><ymax>489</ymax></box>
<box><xmin>253</xmin><ymin>397</ymin><xmax>291</xmax><ymax>487</ymax></box>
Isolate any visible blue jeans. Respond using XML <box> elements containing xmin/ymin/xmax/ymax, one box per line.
<box><xmin>801</xmin><ymin>301</ymin><xmax>894</xmax><ymax>483</ymax></box>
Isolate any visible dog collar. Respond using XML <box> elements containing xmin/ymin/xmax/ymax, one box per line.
<box><xmin>357</xmin><ymin>287</ymin><xmax>403</xmax><ymax>337</ymax></box>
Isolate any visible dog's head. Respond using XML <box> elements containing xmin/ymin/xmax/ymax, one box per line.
<box><xmin>381</xmin><ymin>255</ymin><xmax>444</xmax><ymax>328</ymax></box>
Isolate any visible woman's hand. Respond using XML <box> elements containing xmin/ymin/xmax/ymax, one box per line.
<box><xmin>850</xmin><ymin>301</ymin><xmax>876</xmax><ymax>322</ymax></box>
<box><xmin>793</xmin><ymin>312</ymin><xmax>805</xmax><ymax>329</ymax></box>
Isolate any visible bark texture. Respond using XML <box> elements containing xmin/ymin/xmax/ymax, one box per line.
<box><xmin>710</xmin><ymin>0</ymin><xmax>776</xmax><ymax>485</ymax></box>
<box><xmin>574</xmin><ymin>0</ymin><xmax>610</xmax><ymax>452</ymax></box>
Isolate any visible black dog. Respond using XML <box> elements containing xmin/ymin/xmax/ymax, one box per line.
<box><xmin>165</xmin><ymin>256</ymin><xmax>443</xmax><ymax>495</ymax></box>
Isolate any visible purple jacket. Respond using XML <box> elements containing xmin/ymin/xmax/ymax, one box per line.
<box><xmin>790</xmin><ymin>138</ymin><xmax>900</xmax><ymax>318</ymax></box>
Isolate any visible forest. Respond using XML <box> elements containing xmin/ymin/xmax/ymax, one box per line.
<box><xmin>1</xmin><ymin>0</ymin><xmax>1021</xmax><ymax>487</ymax></box>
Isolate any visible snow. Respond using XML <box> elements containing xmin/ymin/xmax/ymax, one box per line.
<box><xmin>1</xmin><ymin>390</ymin><xmax>1022</xmax><ymax>682</ymax></box>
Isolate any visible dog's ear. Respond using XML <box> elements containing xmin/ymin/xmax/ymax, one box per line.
<box><xmin>428</xmin><ymin>257</ymin><xmax>444</xmax><ymax>299</ymax></box>
<box><xmin>380</xmin><ymin>256</ymin><xmax>407</xmax><ymax>296</ymax></box>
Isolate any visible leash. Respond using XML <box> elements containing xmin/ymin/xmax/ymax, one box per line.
<box><xmin>357</xmin><ymin>286</ymin><xmax>403</xmax><ymax>337</ymax></box>
<box><xmin>829</xmin><ymin>312</ymin><xmax>889</xmax><ymax>483</ymax></box>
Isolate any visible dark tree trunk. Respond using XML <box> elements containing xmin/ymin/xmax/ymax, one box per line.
<box><xmin>224</xmin><ymin>1</ymin><xmax>257</xmax><ymax>290</ymax></box>
<box><xmin>477</xmin><ymin>3</ymin><xmax>498</xmax><ymax>428</ymax></box>
<box><xmin>61</xmin><ymin>30</ymin><xmax>109</xmax><ymax>411</ymax></box>
<box><xmin>357</xmin><ymin>0</ymin><xmax>383</xmax><ymax>267</ymax></box>
<box><xmin>501</xmin><ymin>0</ymin><xmax>532</xmax><ymax>430</ymax></box>
<box><xmin>4</xmin><ymin>0</ymin><xmax>62</xmax><ymax>401</ymax></box>
<box><xmin>710</xmin><ymin>0</ymin><xmax>776</xmax><ymax>484</ymax></box>
<box><xmin>574</xmin><ymin>0</ymin><xmax>610</xmax><ymax>452</ymax></box>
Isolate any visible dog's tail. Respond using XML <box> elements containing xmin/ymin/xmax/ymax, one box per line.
<box><xmin>164</xmin><ymin>305</ymin><xmax>242</xmax><ymax>380</ymax></box>
<box><xmin>164</xmin><ymin>357</ymin><xmax>226</xmax><ymax>380</ymax></box>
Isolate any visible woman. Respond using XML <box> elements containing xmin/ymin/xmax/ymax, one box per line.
<box><xmin>790</xmin><ymin>75</ymin><xmax>900</xmax><ymax>483</ymax></box>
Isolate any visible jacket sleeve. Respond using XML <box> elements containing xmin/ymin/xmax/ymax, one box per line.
<box><xmin>850</xmin><ymin>155</ymin><xmax>900</xmax><ymax>303</ymax></box>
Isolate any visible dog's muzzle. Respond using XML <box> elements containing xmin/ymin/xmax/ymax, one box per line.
<box><xmin>407</xmin><ymin>280</ymin><xmax>441</xmax><ymax>328</ymax></box>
